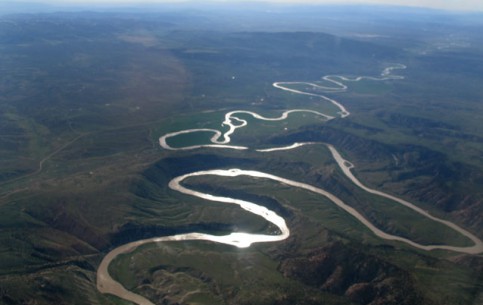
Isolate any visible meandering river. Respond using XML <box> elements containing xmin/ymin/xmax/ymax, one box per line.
<box><xmin>97</xmin><ymin>64</ymin><xmax>483</xmax><ymax>305</ymax></box>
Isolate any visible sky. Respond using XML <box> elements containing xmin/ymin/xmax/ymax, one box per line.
<box><xmin>10</xmin><ymin>0</ymin><xmax>483</xmax><ymax>12</ymax></box>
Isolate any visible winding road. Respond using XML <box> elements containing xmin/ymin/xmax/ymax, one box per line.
<box><xmin>97</xmin><ymin>64</ymin><xmax>483</xmax><ymax>305</ymax></box>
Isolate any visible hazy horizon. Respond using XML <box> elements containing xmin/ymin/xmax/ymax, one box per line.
<box><xmin>4</xmin><ymin>0</ymin><xmax>483</xmax><ymax>13</ymax></box>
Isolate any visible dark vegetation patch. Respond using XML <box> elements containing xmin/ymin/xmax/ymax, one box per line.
<box><xmin>110</xmin><ymin>222</ymin><xmax>236</xmax><ymax>247</ymax></box>
<box><xmin>279</xmin><ymin>242</ymin><xmax>428</xmax><ymax>305</ymax></box>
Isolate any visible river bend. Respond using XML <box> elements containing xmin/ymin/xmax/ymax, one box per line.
<box><xmin>97</xmin><ymin>65</ymin><xmax>483</xmax><ymax>305</ymax></box>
